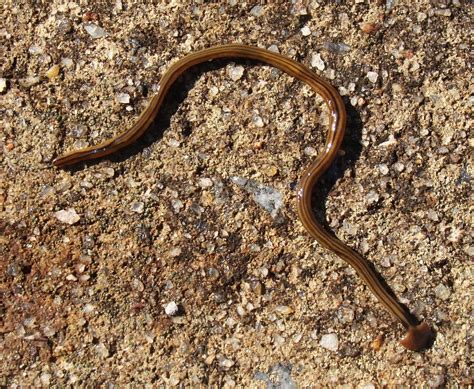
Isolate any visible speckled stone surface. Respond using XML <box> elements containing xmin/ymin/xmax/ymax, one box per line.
<box><xmin>1</xmin><ymin>1</ymin><xmax>472</xmax><ymax>387</ymax></box>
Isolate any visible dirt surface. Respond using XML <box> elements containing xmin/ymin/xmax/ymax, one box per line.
<box><xmin>1</xmin><ymin>1</ymin><xmax>472</xmax><ymax>387</ymax></box>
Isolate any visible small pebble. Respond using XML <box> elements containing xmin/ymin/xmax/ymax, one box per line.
<box><xmin>164</xmin><ymin>301</ymin><xmax>179</xmax><ymax>316</ymax></box>
<box><xmin>57</xmin><ymin>17</ymin><xmax>72</xmax><ymax>34</ymax></box>
<box><xmin>301</xmin><ymin>25</ymin><xmax>311</xmax><ymax>36</ymax></box>
<box><xmin>267</xmin><ymin>44</ymin><xmax>279</xmax><ymax>53</ymax></box>
<box><xmin>20</xmin><ymin>76</ymin><xmax>40</xmax><ymax>88</ymax></box>
<box><xmin>231</xmin><ymin>176</ymin><xmax>283</xmax><ymax>218</ymax></box>
<box><xmin>84</xmin><ymin>23</ymin><xmax>108</xmax><ymax>39</ymax></box>
<box><xmin>0</xmin><ymin>77</ymin><xmax>7</xmax><ymax>93</ymax></box>
<box><xmin>252</xmin><ymin>114</ymin><xmax>264</xmax><ymax>128</ymax></box>
<box><xmin>377</xmin><ymin>164</ymin><xmax>389</xmax><ymax>175</ymax></box>
<box><xmin>54</xmin><ymin>208</ymin><xmax>80</xmax><ymax>224</ymax></box>
<box><xmin>434</xmin><ymin>284</ymin><xmax>451</xmax><ymax>301</ymax></box>
<box><xmin>337</xmin><ymin>306</ymin><xmax>354</xmax><ymax>323</ymax></box>
<box><xmin>263</xmin><ymin>165</ymin><xmax>278</xmax><ymax>177</ymax></box>
<box><xmin>130</xmin><ymin>201</ymin><xmax>144</xmax><ymax>213</ymax></box>
<box><xmin>310</xmin><ymin>53</ymin><xmax>325</xmax><ymax>71</ymax></box>
<box><xmin>28</xmin><ymin>45</ymin><xmax>43</xmax><ymax>55</ymax></box>
<box><xmin>83</xmin><ymin>304</ymin><xmax>95</xmax><ymax>313</ymax></box>
<box><xmin>428</xmin><ymin>374</ymin><xmax>445</xmax><ymax>388</ymax></box>
<box><xmin>95</xmin><ymin>342</ymin><xmax>109</xmax><ymax>358</ymax></box>
<box><xmin>227</xmin><ymin>65</ymin><xmax>244</xmax><ymax>81</ymax></box>
<box><xmin>116</xmin><ymin>92</ymin><xmax>130</xmax><ymax>104</ymax></box>
<box><xmin>171</xmin><ymin>199</ymin><xmax>184</xmax><ymax>212</ymax></box>
<box><xmin>274</xmin><ymin>305</ymin><xmax>294</xmax><ymax>316</ymax></box>
<box><xmin>46</xmin><ymin>65</ymin><xmax>60</xmax><ymax>80</ymax></box>
<box><xmin>393</xmin><ymin>162</ymin><xmax>405</xmax><ymax>172</ymax></box>
<box><xmin>169</xmin><ymin>247</ymin><xmax>181</xmax><ymax>257</ymax></box>
<box><xmin>198</xmin><ymin>177</ymin><xmax>213</xmax><ymax>188</ymax></box>
<box><xmin>361</xmin><ymin>23</ymin><xmax>380</xmax><ymax>34</ymax></box>
<box><xmin>40</xmin><ymin>373</ymin><xmax>51</xmax><ymax>386</ymax></box>
<box><xmin>249</xmin><ymin>5</ymin><xmax>264</xmax><ymax>17</ymax></box>
<box><xmin>367</xmin><ymin>71</ymin><xmax>379</xmax><ymax>84</ymax></box>
<box><xmin>365</xmin><ymin>190</ymin><xmax>380</xmax><ymax>205</ymax></box>
<box><xmin>217</xmin><ymin>355</ymin><xmax>235</xmax><ymax>369</ymax></box>
<box><xmin>320</xmin><ymin>333</ymin><xmax>339</xmax><ymax>351</ymax></box>
<box><xmin>434</xmin><ymin>8</ymin><xmax>451</xmax><ymax>17</ymax></box>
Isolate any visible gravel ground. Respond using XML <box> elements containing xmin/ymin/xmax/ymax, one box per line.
<box><xmin>1</xmin><ymin>1</ymin><xmax>472</xmax><ymax>387</ymax></box>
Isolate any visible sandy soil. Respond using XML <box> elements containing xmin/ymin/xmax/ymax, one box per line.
<box><xmin>1</xmin><ymin>1</ymin><xmax>472</xmax><ymax>387</ymax></box>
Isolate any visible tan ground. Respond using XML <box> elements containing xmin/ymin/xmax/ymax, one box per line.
<box><xmin>1</xmin><ymin>1</ymin><xmax>472</xmax><ymax>387</ymax></box>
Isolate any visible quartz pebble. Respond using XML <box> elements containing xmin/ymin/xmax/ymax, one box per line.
<box><xmin>367</xmin><ymin>71</ymin><xmax>379</xmax><ymax>83</ymax></box>
<box><xmin>310</xmin><ymin>53</ymin><xmax>325</xmax><ymax>71</ymax></box>
<box><xmin>164</xmin><ymin>301</ymin><xmax>179</xmax><ymax>316</ymax></box>
<box><xmin>252</xmin><ymin>114</ymin><xmax>264</xmax><ymax>128</ymax></box>
<box><xmin>227</xmin><ymin>65</ymin><xmax>244</xmax><ymax>81</ymax></box>
<box><xmin>217</xmin><ymin>355</ymin><xmax>235</xmax><ymax>369</ymax></box>
<box><xmin>365</xmin><ymin>190</ymin><xmax>380</xmax><ymax>205</ymax></box>
<box><xmin>116</xmin><ymin>92</ymin><xmax>130</xmax><ymax>104</ymax></box>
<box><xmin>198</xmin><ymin>177</ymin><xmax>213</xmax><ymax>188</ymax></box>
<box><xmin>0</xmin><ymin>77</ymin><xmax>7</xmax><ymax>92</ymax></box>
<box><xmin>231</xmin><ymin>176</ymin><xmax>283</xmax><ymax>218</ymax></box>
<box><xmin>54</xmin><ymin>208</ymin><xmax>80</xmax><ymax>224</ymax></box>
<box><xmin>320</xmin><ymin>333</ymin><xmax>339</xmax><ymax>351</ymax></box>
<box><xmin>84</xmin><ymin>23</ymin><xmax>108</xmax><ymax>39</ymax></box>
<box><xmin>301</xmin><ymin>25</ymin><xmax>311</xmax><ymax>36</ymax></box>
<box><xmin>274</xmin><ymin>305</ymin><xmax>294</xmax><ymax>316</ymax></box>
<box><xmin>249</xmin><ymin>5</ymin><xmax>264</xmax><ymax>17</ymax></box>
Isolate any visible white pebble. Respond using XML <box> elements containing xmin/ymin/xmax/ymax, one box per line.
<box><xmin>171</xmin><ymin>199</ymin><xmax>184</xmax><ymax>212</ymax></box>
<box><xmin>54</xmin><ymin>208</ymin><xmax>80</xmax><ymax>224</ymax></box>
<box><xmin>378</xmin><ymin>164</ymin><xmax>389</xmax><ymax>175</ymax></box>
<box><xmin>274</xmin><ymin>305</ymin><xmax>294</xmax><ymax>316</ymax></box>
<box><xmin>252</xmin><ymin>114</ymin><xmax>264</xmax><ymax>128</ymax></box>
<box><xmin>227</xmin><ymin>65</ymin><xmax>244</xmax><ymax>81</ymax></box>
<box><xmin>367</xmin><ymin>71</ymin><xmax>379</xmax><ymax>83</ymax></box>
<box><xmin>217</xmin><ymin>355</ymin><xmax>235</xmax><ymax>369</ymax></box>
<box><xmin>267</xmin><ymin>44</ymin><xmax>279</xmax><ymax>53</ymax></box>
<box><xmin>231</xmin><ymin>176</ymin><xmax>283</xmax><ymax>218</ymax></box>
<box><xmin>393</xmin><ymin>161</ymin><xmax>405</xmax><ymax>172</ymax></box>
<box><xmin>60</xmin><ymin>57</ymin><xmax>74</xmax><ymax>69</ymax></box>
<box><xmin>198</xmin><ymin>177</ymin><xmax>213</xmax><ymax>188</ymax></box>
<box><xmin>84</xmin><ymin>23</ymin><xmax>108</xmax><ymax>39</ymax></box>
<box><xmin>169</xmin><ymin>247</ymin><xmax>181</xmax><ymax>257</ymax></box>
<box><xmin>95</xmin><ymin>342</ymin><xmax>109</xmax><ymax>358</ymax></box>
<box><xmin>83</xmin><ymin>303</ymin><xmax>95</xmax><ymax>313</ymax></box>
<box><xmin>365</xmin><ymin>190</ymin><xmax>380</xmax><ymax>205</ymax></box>
<box><xmin>320</xmin><ymin>333</ymin><xmax>339</xmax><ymax>351</ymax></box>
<box><xmin>310</xmin><ymin>53</ymin><xmax>325</xmax><ymax>71</ymax></box>
<box><xmin>164</xmin><ymin>301</ymin><xmax>179</xmax><ymax>316</ymax></box>
<box><xmin>0</xmin><ymin>77</ymin><xmax>7</xmax><ymax>93</ymax></box>
<box><xmin>28</xmin><ymin>45</ymin><xmax>43</xmax><ymax>55</ymax></box>
<box><xmin>116</xmin><ymin>92</ymin><xmax>130</xmax><ymax>104</ymax></box>
<box><xmin>250</xmin><ymin>5</ymin><xmax>264</xmax><ymax>17</ymax></box>
<box><xmin>301</xmin><ymin>25</ymin><xmax>311</xmax><ymax>36</ymax></box>
<box><xmin>209</xmin><ymin>86</ymin><xmax>219</xmax><ymax>97</ymax></box>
